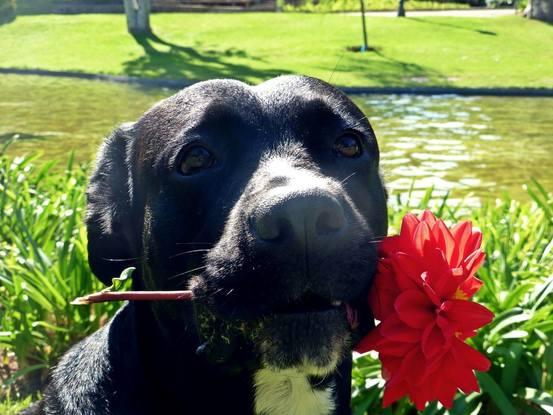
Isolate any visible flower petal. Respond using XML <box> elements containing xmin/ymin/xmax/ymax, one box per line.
<box><xmin>413</xmin><ymin>221</ymin><xmax>432</xmax><ymax>257</ymax></box>
<box><xmin>421</xmin><ymin>323</ymin><xmax>447</xmax><ymax>359</ymax></box>
<box><xmin>424</xmin><ymin>248</ymin><xmax>458</xmax><ymax>299</ymax></box>
<box><xmin>394</xmin><ymin>289</ymin><xmax>435</xmax><ymax>329</ymax></box>
<box><xmin>463</xmin><ymin>249</ymin><xmax>486</xmax><ymax>280</ymax></box>
<box><xmin>432</xmin><ymin>219</ymin><xmax>456</xmax><ymax>264</ymax></box>
<box><xmin>452</xmin><ymin>337</ymin><xmax>491</xmax><ymax>372</ymax></box>
<box><xmin>382</xmin><ymin>379</ymin><xmax>408</xmax><ymax>408</ymax></box>
<box><xmin>369</xmin><ymin>263</ymin><xmax>400</xmax><ymax>320</ymax></box>
<box><xmin>380</xmin><ymin>313</ymin><xmax>423</xmax><ymax>342</ymax></box>
<box><xmin>379</xmin><ymin>235</ymin><xmax>400</xmax><ymax>257</ymax></box>
<box><xmin>450</xmin><ymin>221</ymin><xmax>472</xmax><ymax>267</ymax></box>
<box><xmin>442</xmin><ymin>299</ymin><xmax>494</xmax><ymax>332</ymax></box>
<box><xmin>395</xmin><ymin>347</ymin><xmax>428</xmax><ymax>386</ymax></box>
<box><xmin>400</xmin><ymin>214</ymin><xmax>420</xmax><ymax>242</ymax></box>
<box><xmin>393</xmin><ymin>252</ymin><xmax>425</xmax><ymax>289</ymax></box>
<box><xmin>420</xmin><ymin>210</ymin><xmax>438</xmax><ymax>226</ymax></box>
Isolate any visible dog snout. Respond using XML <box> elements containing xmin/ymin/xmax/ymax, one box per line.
<box><xmin>251</xmin><ymin>189</ymin><xmax>346</xmax><ymax>248</ymax></box>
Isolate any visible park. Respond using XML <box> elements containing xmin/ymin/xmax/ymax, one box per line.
<box><xmin>0</xmin><ymin>0</ymin><xmax>552</xmax><ymax>413</ymax></box>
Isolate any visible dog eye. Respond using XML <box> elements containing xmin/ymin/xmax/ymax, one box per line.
<box><xmin>334</xmin><ymin>132</ymin><xmax>363</xmax><ymax>158</ymax></box>
<box><xmin>178</xmin><ymin>146</ymin><xmax>214</xmax><ymax>175</ymax></box>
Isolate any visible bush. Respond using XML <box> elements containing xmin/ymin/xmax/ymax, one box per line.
<box><xmin>0</xmin><ymin>0</ymin><xmax>16</xmax><ymax>25</ymax></box>
<box><xmin>282</xmin><ymin>0</ymin><xmax>471</xmax><ymax>12</ymax></box>
<box><xmin>1</xmin><ymin>151</ymin><xmax>552</xmax><ymax>413</ymax></box>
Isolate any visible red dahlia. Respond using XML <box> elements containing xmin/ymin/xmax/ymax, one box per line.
<box><xmin>355</xmin><ymin>211</ymin><xmax>494</xmax><ymax>410</ymax></box>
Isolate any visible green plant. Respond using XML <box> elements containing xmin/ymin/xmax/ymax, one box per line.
<box><xmin>352</xmin><ymin>184</ymin><xmax>553</xmax><ymax>414</ymax></box>
<box><xmin>0</xmin><ymin>151</ymin><xmax>116</xmax><ymax>398</ymax></box>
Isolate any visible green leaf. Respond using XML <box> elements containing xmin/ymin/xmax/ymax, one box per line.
<box><xmin>522</xmin><ymin>388</ymin><xmax>553</xmax><ymax>414</ymax></box>
<box><xmin>500</xmin><ymin>342</ymin><xmax>522</xmax><ymax>396</ymax></box>
<box><xmin>529</xmin><ymin>275</ymin><xmax>553</xmax><ymax>311</ymax></box>
<box><xmin>106</xmin><ymin>267</ymin><xmax>136</xmax><ymax>292</ymax></box>
<box><xmin>477</xmin><ymin>372</ymin><xmax>518</xmax><ymax>415</ymax></box>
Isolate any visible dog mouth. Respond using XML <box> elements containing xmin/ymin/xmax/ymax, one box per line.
<box><xmin>269</xmin><ymin>292</ymin><xmax>359</xmax><ymax>329</ymax></box>
<box><xmin>272</xmin><ymin>292</ymin><xmax>342</xmax><ymax>314</ymax></box>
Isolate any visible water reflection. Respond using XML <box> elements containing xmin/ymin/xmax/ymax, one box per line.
<box><xmin>1</xmin><ymin>75</ymin><xmax>552</xmax><ymax>201</ymax></box>
<box><xmin>353</xmin><ymin>95</ymin><xmax>553</xmax><ymax>201</ymax></box>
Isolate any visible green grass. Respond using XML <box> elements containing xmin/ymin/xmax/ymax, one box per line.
<box><xmin>0</xmin><ymin>14</ymin><xmax>552</xmax><ymax>88</ymax></box>
<box><xmin>1</xmin><ymin>149</ymin><xmax>552</xmax><ymax>413</ymax></box>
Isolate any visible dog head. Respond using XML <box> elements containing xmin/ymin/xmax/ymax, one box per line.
<box><xmin>86</xmin><ymin>75</ymin><xmax>387</xmax><ymax>377</ymax></box>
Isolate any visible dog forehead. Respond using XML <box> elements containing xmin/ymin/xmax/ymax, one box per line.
<box><xmin>133</xmin><ymin>76</ymin><xmax>366</xmax><ymax>164</ymax></box>
<box><xmin>254</xmin><ymin>75</ymin><xmax>362</xmax><ymax>120</ymax></box>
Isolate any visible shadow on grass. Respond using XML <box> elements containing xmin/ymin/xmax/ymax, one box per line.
<box><xmin>327</xmin><ymin>49</ymin><xmax>450</xmax><ymax>87</ymax></box>
<box><xmin>124</xmin><ymin>32</ymin><xmax>292</xmax><ymax>82</ymax></box>
<box><xmin>408</xmin><ymin>17</ymin><xmax>497</xmax><ymax>36</ymax></box>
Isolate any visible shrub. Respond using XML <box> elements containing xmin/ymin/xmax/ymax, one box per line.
<box><xmin>0</xmin><ymin>0</ymin><xmax>16</xmax><ymax>25</ymax></box>
<box><xmin>282</xmin><ymin>0</ymin><xmax>471</xmax><ymax>12</ymax></box>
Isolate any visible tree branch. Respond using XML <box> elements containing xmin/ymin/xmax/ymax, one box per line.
<box><xmin>71</xmin><ymin>290</ymin><xmax>194</xmax><ymax>305</ymax></box>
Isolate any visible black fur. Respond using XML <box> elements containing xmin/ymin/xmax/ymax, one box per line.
<box><xmin>29</xmin><ymin>76</ymin><xmax>388</xmax><ymax>415</ymax></box>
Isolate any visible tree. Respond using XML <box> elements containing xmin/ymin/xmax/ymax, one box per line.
<box><xmin>397</xmin><ymin>0</ymin><xmax>406</xmax><ymax>16</ymax></box>
<box><xmin>526</xmin><ymin>0</ymin><xmax>553</xmax><ymax>22</ymax></box>
<box><xmin>123</xmin><ymin>0</ymin><xmax>151</xmax><ymax>34</ymax></box>
<box><xmin>359</xmin><ymin>0</ymin><xmax>369</xmax><ymax>51</ymax></box>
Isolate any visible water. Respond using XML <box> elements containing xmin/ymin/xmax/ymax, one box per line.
<box><xmin>1</xmin><ymin>74</ymin><xmax>552</xmax><ymax>201</ymax></box>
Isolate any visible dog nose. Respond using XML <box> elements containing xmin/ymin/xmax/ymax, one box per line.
<box><xmin>252</xmin><ymin>191</ymin><xmax>346</xmax><ymax>245</ymax></box>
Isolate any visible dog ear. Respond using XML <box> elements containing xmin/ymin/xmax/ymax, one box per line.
<box><xmin>86</xmin><ymin>123</ymin><xmax>137</xmax><ymax>285</ymax></box>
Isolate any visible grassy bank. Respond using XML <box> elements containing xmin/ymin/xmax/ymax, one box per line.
<box><xmin>0</xmin><ymin>14</ymin><xmax>552</xmax><ymax>88</ymax></box>
<box><xmin>1</xmin><ymin>150</ymin><xmax>552</xmax><ymax>413</ymax></box>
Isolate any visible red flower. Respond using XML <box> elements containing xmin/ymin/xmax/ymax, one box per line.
<box><xmin>355</xmin><ymin>211</ymin><xmax>494</xmax><ymax>410</ymax></box>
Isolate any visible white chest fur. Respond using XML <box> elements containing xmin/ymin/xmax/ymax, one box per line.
<box><xmin>254</xmin><ymin>368</ymin><xmax>335</xmax><ymax>415</ymax></box>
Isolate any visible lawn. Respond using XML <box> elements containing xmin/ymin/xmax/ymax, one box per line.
<box><xmin>0</xmin><ymin>13</ymin><xmax>552</xmax><ymax>88</ymax></box>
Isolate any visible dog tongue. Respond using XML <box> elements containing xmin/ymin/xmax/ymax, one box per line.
<box><xmin>345</xmin><ymin>303</ymin><xmax>359</xmax><ymax>329</ymax></box>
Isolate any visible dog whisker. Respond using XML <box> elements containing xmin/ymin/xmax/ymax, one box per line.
<box><xmin>175</xmin><ymin>242</ymin><xmax>214</xmax><ymax>246</ymax></box>
<box><xmin>340</xmin><ymin>172</ymin><xmax>356</xmax><ymax>185</ymax></box>
<box><xmin>169</xmin><ymin>249</ymin><xmax>211</xmax><ymax>259</ymax></box>
<box><xmin>101</xmin><ymin>256</ymin><xmax>142</xmax><ymax>262</ymax></box>
<box><xmin>168</xmin><ymin>265</ymin><xmax>208</xmax><ymax>280</ymax></box>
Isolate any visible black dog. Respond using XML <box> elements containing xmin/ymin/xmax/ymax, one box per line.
<box><xmin>31</xmin><ymin>75</ymin><xmax>387</xmax><ymax>415</ymax></box>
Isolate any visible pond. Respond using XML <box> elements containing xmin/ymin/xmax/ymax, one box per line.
<box><xmin>1</xmin><ymin>74</ymin><xmax>552</xmax><ymax>202</ymax></box>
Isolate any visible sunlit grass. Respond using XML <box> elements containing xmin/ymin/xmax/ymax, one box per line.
<box><xmin>0</xmin><ymin>14</ymin><xmax>552</xmax><ymax>88</ymax></box>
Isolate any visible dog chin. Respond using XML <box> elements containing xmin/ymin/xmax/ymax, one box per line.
<box><xmin>258</xmin><ymin>310</ymin><xmax>351</xmax><ymax>376</ymax></box>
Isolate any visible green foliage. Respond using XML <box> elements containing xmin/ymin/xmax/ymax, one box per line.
<box><xmin>353</xmin><ymin>185</ymin><xmax>553</xmax><ymax>414</ymax></box>
<box><xmin>0</xmin><ymin>0</ymin><xmax>15</xmax><ymax>25</ymax></box>
<box><xmin>0</xmin><ymin>151</ymin><xmax>117</xmax><ymax>397</ymax></box>
<box><xmin>1</xmin><ymin>153</ymin><xmax>552</xmax><ymax>414</ymax></box>
<box><xmin>283</xmin><ymin>0</ymin><xmax>469</xmax><ymax>13</ymax></box>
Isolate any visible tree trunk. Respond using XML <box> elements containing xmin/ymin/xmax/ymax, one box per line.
<box><xmin>359</xmin><ymin>0</ymin><xmax>369</xmax><ymax>51</ymax></box>
<box><xmin>397</xmin><ymin>0</ymin><xmax>406</xmax><ymax>17</ymax></box>
<box><xmin>123</xmin><ymin>0</ymin><xmax>151</xmax><ymax>34</ymax></box>
<box><xmin>527</xmin><ymin>0</ymin><xmax>553</xmax><ymax>22</ymax></box>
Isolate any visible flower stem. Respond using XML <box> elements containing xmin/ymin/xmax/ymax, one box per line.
<box><xmin>71</xmin><ymin>290</ymin><xmax>194</xmax><ymax>305</ymax></box>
